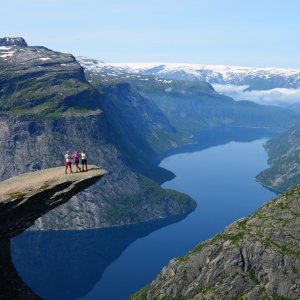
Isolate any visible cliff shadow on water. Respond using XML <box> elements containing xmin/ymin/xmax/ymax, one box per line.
<box><xmin>10</xmin><ymin>214</ymin><xmax>188</xmax><ymax>300</ymax></box>
<box><xmin>154</xmin><ymin>126</ymin><xmax>281</xmax><ymax>164</ymax></box>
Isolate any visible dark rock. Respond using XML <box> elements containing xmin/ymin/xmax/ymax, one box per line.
<box><xmin>0</xmin><ymin>239</ymin><xmax>40</xmax><ymax>300</ymax></box>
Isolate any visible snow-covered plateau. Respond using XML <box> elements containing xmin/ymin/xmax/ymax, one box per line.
<box><xmin>77</xmin><ymin>58</ymin><xmax>300</xmax><ymax>107</ymax></box>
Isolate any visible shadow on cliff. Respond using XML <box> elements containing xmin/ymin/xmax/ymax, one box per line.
<box><xmin>10</xmin><ymin>214</ymin><xmax>187</xmax><ymax>300</ymax></box>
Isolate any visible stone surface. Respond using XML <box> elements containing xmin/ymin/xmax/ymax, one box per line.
<box><xmin>0</xmin><ymin>166</ymin><xmax>106</xmax><ymax>239</ymax></box>
<box><xmin>132</xmin><ymin>186</ymin><xmax>300</xmax><ymax>300</ymax></box>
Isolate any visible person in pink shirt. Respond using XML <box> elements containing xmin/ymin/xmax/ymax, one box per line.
<box><xmin>73</xmin><ymin>151</ymin><xmax>81</xmax><ymax>172</ymax></box>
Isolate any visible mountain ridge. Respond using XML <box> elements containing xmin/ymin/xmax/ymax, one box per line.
<box><xmin>78</xmin><ymin>58</ymin><xmax>300</xmax><ymax>90</ymax></box>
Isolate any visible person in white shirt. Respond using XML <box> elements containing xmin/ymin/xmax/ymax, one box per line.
<box><xmin>64</xmin><ymin>150</ymin><xmax>73</xmax><ymax>174</ymax></box>
<box><xmin>81</xmin><ymin>150</ymin><xmax>88</xmax><ymax>172</ymax></box>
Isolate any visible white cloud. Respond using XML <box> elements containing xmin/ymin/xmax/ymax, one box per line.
<box><xmin>213</xmin><ymin>84</ymin><xmax>300</xmax><ymax>107</ymax></box>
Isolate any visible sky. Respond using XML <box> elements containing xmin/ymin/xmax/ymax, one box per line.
<box><xmin>1</xmin><ymin>0</ymin><xmax>299</xmax><ymax>68</ymax></box>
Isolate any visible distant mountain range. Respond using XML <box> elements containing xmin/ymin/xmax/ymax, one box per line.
<box><xmin>78</xmin><ymin>58</ymin><xmax>300</xmax><ymax>107</ymax></box>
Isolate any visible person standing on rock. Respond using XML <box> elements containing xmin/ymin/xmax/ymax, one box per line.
<box><xmin>81</xmin><ymin>150</ymin><xmax>88</xmax><ymax>172</ymax></box>
<box><xmin>64</xmin><ymin>150</ymin><xmax>73</xmax><ymax>174</ymax></box>
<box><xmin>73</xmin><ymin>151</ymin><xmax>81</xmax><ymax>172</ymax></box>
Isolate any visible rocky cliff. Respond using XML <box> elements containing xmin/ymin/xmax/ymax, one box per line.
<box><xmin>131</xmin><ymin>186</ymin><xmax>300</xmax><ymax>300</ymax></box>
<box><xmin>0</xmin><ymin>166</ymin><xmax>105</xmax><ymax>300</ymax></box>
<box><xmin>0</xmin><ymin>166</ymin><xmax>106</xmax><ymax>239</ymax></box>
<box><xmin>256</xmin><ymin>124</ymin><xmax>300</xmax><ymax>193</ymax></box>
<box><xmin>0</xmin><ymin>37</ymin><xmax>196</xmax><ymax>231</ymax></box>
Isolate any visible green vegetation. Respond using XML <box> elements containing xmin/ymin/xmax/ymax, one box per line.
<box><xmin>246</xmin><ymin>267</ymin><xmax>260</xmax><ymax>285</ymax></box>
<box><xmin>40</xmin><ymin>183</ymin><xmax>51</xmax><ymax>190</ymax></box>
<box><xmin>1</xmin><ymin>67</ymin><xmax>100</xmax><ymax>118</ymax></box>
<box><xmin>104</xmin><ymin>176</ymin><xmax>196</xmax><ymax>225</ymax></box>
<box><xmin>7</xmin><ymin>192</ymin><xmax>26</xmax><ymax>200</ymax></box>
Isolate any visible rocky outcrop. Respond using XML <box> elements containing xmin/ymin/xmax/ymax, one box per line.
<box><xmin>131</xmin><ymin>186</ymin><xmax>300</xmax><ymax>300</ymax></box>
<box><xmin>0</xmin><ymin>166</ymin><xmax>106</xmax><ymax>239</ymax></box>
<box><xmin>256</xmin><ymin>123</ymin><xmax>300</xmax><ymax>193</ymax></box>
<box><xmin>0</xmin><ymin>166</ymin><xmax>105</xmax><ymax>300</ymax></box>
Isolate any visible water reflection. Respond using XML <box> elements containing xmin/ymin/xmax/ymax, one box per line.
<box><xmin>155</xmin><ymin>126</ymin><xmax>279</xmax><ymax>163</ymax></box>
<box><xmin>11</xmin><ymin>215</ymin><xmax>186</xmax><ymax>300</ymax></box>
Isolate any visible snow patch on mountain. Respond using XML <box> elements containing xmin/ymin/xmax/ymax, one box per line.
<box><xmin>77</xmin><ymin>57</ymin><xmax>300</xmax><ymax>106</ymax></box>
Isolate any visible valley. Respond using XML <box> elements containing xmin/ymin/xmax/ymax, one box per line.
<box><xmin>0</xmin><ymin>37</ymin><xmax>300</xmax><ymax>300</ymax></box>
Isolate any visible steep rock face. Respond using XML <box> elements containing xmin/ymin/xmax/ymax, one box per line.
<box><xmin>100</xmin><ymin>83</ymin><xmax>177</xmax><ymax>156</ymax></box>
<box><xmin>256</xmin><ymin>124</ymin><xmax>300</xmax><ymax>193</ymax></box>
<box><xmin>132</xmin><ymin>186</ymin><xmax>300</xmax><ymax>300</ymax></box>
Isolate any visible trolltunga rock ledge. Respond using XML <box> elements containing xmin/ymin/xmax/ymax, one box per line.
<box><xmin>0</xmin><ymin>166</ymin><xmax>106</xmax><ymax>239</ymax></box>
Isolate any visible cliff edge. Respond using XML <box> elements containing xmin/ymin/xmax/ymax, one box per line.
<box><xmin>0</xmin><ymin>166</ymin><xmax>106</xmax><ymax>239</ymax></box>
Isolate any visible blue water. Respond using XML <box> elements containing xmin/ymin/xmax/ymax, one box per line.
<box><xmin>11</xmin><ymin>138</ymin><xmax>275</xmax><ymax>300</ymax></box>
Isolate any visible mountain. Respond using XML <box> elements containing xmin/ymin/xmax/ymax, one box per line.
<box><xmin>78</xmin><ymin>58</ymin><xmax>300</xmax><ymax>107</ymax></box>
<box><xmin>0</xmin><ymin>38</ymin><xmax>195</xmax><ymax>231</ymax></box>
<box><xmin>256</xmin><ymin>123</ymin><xmax>300</xmax><ymax>193</ymax></box>
<box><xmin>79</xmin><ymin>58</ymin><xmax>299</xmax><ymax>138</ymax></box>
<box><xmin>0</xmin><ymin>39</ymin><xmax>100</xmax><ymax>116</ymax></box>
<box><xmin>77</xmin><ymin>58</ymin><xmax>300</xmax><ymax>90</ymax></box>
<box><xmin>131</xmin><ymin>185</ymin><xmax>300</xmax><ymax>300</ymax></box>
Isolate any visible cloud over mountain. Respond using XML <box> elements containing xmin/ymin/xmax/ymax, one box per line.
<box><xmin>213</xmin><ymin>84</ymin><xmax>300</xmax><ymax>107</ymax></box>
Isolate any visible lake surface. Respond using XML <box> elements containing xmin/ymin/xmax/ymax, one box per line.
<box><xmin>11</xmin><ymin>137</ymin><xmax>276</xmax><ymax>300</ymax></box>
